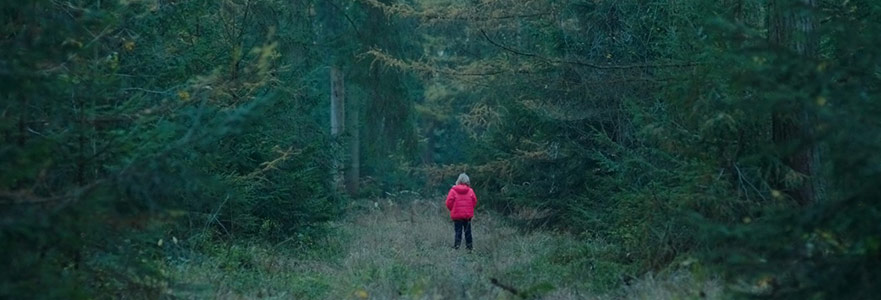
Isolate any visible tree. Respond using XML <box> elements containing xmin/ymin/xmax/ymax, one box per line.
<box><xmin>768</xmin><ymin>0</ymin><xmax>819</xmax><ymax>206</ymax></box>
<box><xmin>330</xmin><ymin>66</ymin><xmax>346</xmax><ymax>190</ymax></box>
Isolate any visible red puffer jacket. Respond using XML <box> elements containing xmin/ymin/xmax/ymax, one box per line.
<box><xmin>446</xmin><ymin>184</ymin><xmax>477</xmax><ymax>220</ymax></box>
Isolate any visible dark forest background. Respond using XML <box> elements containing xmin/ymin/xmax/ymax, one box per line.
<box><xmin>2</xmin><ymin>0</ymin><xmax>879</xmax><ymax>298</ymax></box>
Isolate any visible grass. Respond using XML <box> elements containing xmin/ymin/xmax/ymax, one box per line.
<box><xmin>165</xmin><ymin>199</ymin><xmax>721</xmax><ymax>299</ymax></box>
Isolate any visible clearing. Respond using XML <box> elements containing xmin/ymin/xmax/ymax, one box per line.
<box><xmin>168</xmin><ymin>199</ymin><xmax>720</xmax><ymax>299</ymax></box>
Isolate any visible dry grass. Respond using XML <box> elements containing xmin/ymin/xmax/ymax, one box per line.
<box><xmin>166</xmin><ymin>199</ymin><xmax>722</xmax><ymax>299</ymax></box>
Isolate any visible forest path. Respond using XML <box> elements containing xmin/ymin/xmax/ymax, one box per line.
<box><xmin>169</xmin><ymin>199</ymin><xmax>720</xmax><ymax>299</ymax></box>
<box><xmin>321</xmin><ymin>198</ymin><xmax>559</xmax><ymax>299</ymax></box>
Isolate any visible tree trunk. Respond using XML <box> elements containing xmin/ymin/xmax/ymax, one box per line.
<box><xmin>768</xmin><ymin>0</ymin><xmax>818</xmax><ymax>206</ymax></box>
<box><xmin>422</xmin><ymin>121</ymin><xmax>435</xmax><ymax>166</ymax></box>
<box><xmin>330</xmin><ymin>66</ymin><xmax>345</xmax><ymax>190</ymax></box>
<box><xmin>346</xmin><ymin>92</ymin><xmax>360</xmax><ymax>196</ymax></box>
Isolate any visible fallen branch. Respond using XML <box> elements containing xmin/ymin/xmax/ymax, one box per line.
<box><xmin>0</xmin><ymin>180</ymin><xmax>104</xmax><ymax>205</ymax></box>
<box><xmin>490</xmin><ymin>278</ymin><xmax>521</xmax><ymax>297</ymax></box>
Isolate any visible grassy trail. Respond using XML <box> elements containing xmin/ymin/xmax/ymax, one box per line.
<box><xmin>168</xmin><ymin>199</ymin><xmax>720</xmax><ymax>299</ymax></box>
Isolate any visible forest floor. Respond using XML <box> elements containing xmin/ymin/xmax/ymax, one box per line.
<box><xmin>165</xmin><ymin>199</ymin><xmax>721</xmax><ymax>299</ymax></box>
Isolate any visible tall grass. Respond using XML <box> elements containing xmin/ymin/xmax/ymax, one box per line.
<box><xmin>166</xmin><ymin>199</ymin><xmax>720</xmax><ymax>299</ymax></box>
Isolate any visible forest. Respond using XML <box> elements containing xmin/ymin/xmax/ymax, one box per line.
<box><xmin>1</xmin><ymin>0</ymin><xmax>879</xmax><ymax>299</ymax></box>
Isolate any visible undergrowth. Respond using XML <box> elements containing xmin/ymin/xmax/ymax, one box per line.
<box><xmin>164</xmin><ymin>199</ymin><xmax>720</xmax><ymax>299</ymax></box>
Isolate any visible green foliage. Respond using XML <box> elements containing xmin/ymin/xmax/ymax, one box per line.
<box><xmin>3</xmin><ymin>0</ymin><xmax>880</xmax><ymax>298</ymax></box>
<box><xmin>374</xmin><ymin>0</ymin><xmax>881</xmax><ymax>298</ymax></box>
<box><xmin>1</xmin><ymin>0</ymin><xmax>341</xmax><ymax>297</ymax></box>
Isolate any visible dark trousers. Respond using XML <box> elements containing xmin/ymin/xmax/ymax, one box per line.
<box><xmin>453</xmin><ymin>219</ymin><xmax>472</xmax><ymax>249</ymax></box>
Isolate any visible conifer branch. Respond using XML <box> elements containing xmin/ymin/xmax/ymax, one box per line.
<box><xmin>478</xmin><ymin>29</ymin><xmax>703</xmax><ymax>70</ymax></box>
<box><xmin>359</xmin><ymin>0</ymin><xmax>549</xmax><ymax>22</ymax></box>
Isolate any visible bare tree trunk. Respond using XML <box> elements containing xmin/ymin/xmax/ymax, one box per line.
<box><xmin>421</xmin><ymin>120</ymin><xmax>436</xmax><ymax>192</ymax></box>
<box><xmin>422</xmin><ymin>121</ymin><xmax>435</xmax><ymax>165</ymax></box>
<box><xmin>768</xmin><ymin>0</ymin><xmax>818</xmax><ymax>206</ymax></box>
<box><xmin>330</xmin><ymin>66</ymin><xmax>345</xmax><ymax>190</ymax></box>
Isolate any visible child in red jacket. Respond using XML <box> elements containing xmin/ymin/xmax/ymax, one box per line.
<box><xmin>446</xmin><ymin>173</ymin><xmax>477</xmax><ymax>250</ymax></box>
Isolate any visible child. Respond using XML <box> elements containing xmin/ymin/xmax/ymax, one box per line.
<box><xmin>446</xmin><ymin>173</ymin><xmax>477</xmax><ymax>250</ymax></box>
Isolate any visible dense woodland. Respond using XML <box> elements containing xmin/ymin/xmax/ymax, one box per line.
<box><xmin>1</xmin><ymin>0</ymin><xmax>880</xmax><ymax>298</ymax></box>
